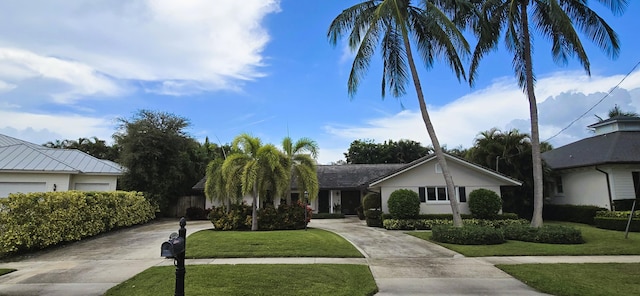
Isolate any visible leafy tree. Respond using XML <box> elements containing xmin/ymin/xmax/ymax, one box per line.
<box><xmin>221</xmin><ymin>134</ymin><xmax>290</xmax><ymax>231</ymax></box>
<box><xmin>43</xmin><ymin>137</ymin><xmax>119</xmax><ymax>161</ymax></box>
<box><xmin>468</xmin><ymin>0</ymin><xmax>627</xmax><ymax>227</ymax></box>
<box><xmin>595</xmin><ymin>104</ymin><xmax>639</xmax><ymax>122</ymax></box>
<box><xmin>281</xmin><ymin>136</ymin><xmax>319</xmax><ymax>205</ymax></box>
<box><xmin>465</xmin><ymin>128</ymin><xmax>551</xmax><ymax>217</ymax></box>
<box><xmin>345</xmin><ymin>139</ymin><xmax>431</xmax><ymax>164</ymax></box>
<box><xmin>114</xmin><ymin>110</ymin><xmax>204</xmax><ymax>213</ymax></box>
<box><xmin>328</xmin><ymin>0</ymin><xmax>469</xmax><ymax>226</ymax></box>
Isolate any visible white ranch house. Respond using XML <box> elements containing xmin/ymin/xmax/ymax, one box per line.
<box><xmin>195</xmin><ymin>153</ymin><xmax>522</xmax><ymax>215</ymax></box>
<box><xmin>0</xmin><ymin>134</ymin><xmax>122</xmax><ymax>197</ymax></box>
<box><xmin>542</xmin><ymin>116</ymin><xmax>640</xmax><ymax>210</ymax></box>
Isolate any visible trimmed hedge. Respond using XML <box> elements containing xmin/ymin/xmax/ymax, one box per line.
<box><xmin>381</xmin><ymin>213</ymin><xmax>519</xmax><ymax>221</ymax></box>
<box><xmin>383</xmin><ymin>218</ymin><xmax>528</xmax><ymax>230</ymax></box>
<box><xmin>612</xmin><ymin>199</ymin><xmax>638</xmax><ymax>211</ymax></box>
<box><xmin>0</xmin><ymin>191</ymin><xmax>156</xmax><ymax>257</ymax></box>
<box><xmin>431</xmin><ymin>225</ymin><xmax>505</xmax><ymax>245</ymax></box>
<box><xmin>543</xmin><ymin>204</ymin><xmax>607</xmax><ymax>225</ymax></box>
<box><xmin>388</xmin><ymin>189</ymin><xmax>420</xmax><ymax>219</ymax></box>
<box><xmin>596</xmin><ymin>210</ymin><xmax>640</xmax><ymax>219</ymax></box>
<box><xmin>208</xmin><ymin>202</ymin><xmax>312</xmax><ymax>231</ymax></box>
<box><xmin>594</xmin><ymin>217</ymin><xmax>640</xmax><ymax>232</ymax></box>
<box><xmin>365</xmin><ymin>209</ymin><xmax>383</xmax><ymax>227</ymax></box>
<box><xmin>362</xmin><ymin>192</ymin><xmax>381</xmax><ymax>210</ymax></box>
<box><xmin>468</xmin><ymin>189</ymin><xmax>502</xmax><ymax>219</ymax></box>
<box><xmin>312</xmin><ymin>213</ymin><xmax>345</xmax><ymax>219</ymax></box>
<box><xmin>503</xmin><ymin>224</ymin><xmax>584</xmax><ymax>244</ymax></box>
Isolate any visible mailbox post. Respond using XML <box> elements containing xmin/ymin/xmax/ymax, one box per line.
<box><xmin>161</xmin><ymin>217</ymin><xmax>187</xmax><ymax>296</ymax></box>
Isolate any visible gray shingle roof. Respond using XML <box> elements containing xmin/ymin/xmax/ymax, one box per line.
<box><xmin>314</xmin><ymin>163</ymin><xmax>406</xmax><ymax>190</ymax></box>
<box><xmin>542</xmin><ymin>131</ymin><xmax>640</xmax><ymax>170</ymax></box>
<box><xmin>0</xmin><ymin>134</ymin><xmax>123</xmax><ymax>174</ymax></box>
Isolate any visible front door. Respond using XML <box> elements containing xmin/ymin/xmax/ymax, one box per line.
<box><xmin>318</xmin><ymin>190</ymin><xmax>330</xmax><ymax>213</ymax></box>
<box><xmin>341</xmin><ymin>190</ymin><xmax>361</xmax><ymax>215</ymax></box>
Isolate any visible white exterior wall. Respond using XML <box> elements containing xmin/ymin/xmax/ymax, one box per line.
<box><xmin>549</xmin><ymin>164</ymin><xmax>640</xmax><ymax>210</ymax></box>
<box><xmin>0</xmin><ymin>172</ymin><xmax>71</xmax><ymax>197</ymax></box>
<box><xmin>609</xmin><ymin>165</ymin><xmax>640</xmax><ymax>200</ymax></box>
<box><xmin>549</xmin><ymin>167</ymin><xmax>609</xmax><ymax>208</ymax></box>
<box><xmin>374</xmin><ymin>159</ymin><xmax>509</xmax><ymax>215</ymax></box>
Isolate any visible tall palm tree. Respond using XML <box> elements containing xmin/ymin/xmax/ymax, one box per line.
<box><xmin>222</xmin><ymin>134</ymin><xmax>290</xmax><ymax>231</ymax></box>
<box><xmin>328</xmin><ymin>0</ymin><xmax>470</xmax><ymax>226</ymax></box>
<box><xmin>469</xmin><ymin>0</ymin><xmax>627</xmax><ymax>227</ymax></box>
<box><xmin>204</xmin><ymin>158</ymin><xmax>238</xmax><ymax>212</ymax></box>
<box><xmin>281</xmin><ymin>136</ymin><xmax>319</xmax><ymax>205</ymax></box>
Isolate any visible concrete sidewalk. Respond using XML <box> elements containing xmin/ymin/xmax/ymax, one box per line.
<box><xmin>0</xmin><ymin>219</ymin><xmax>212</xmax><ymax>296</ymax></box>
<box><xmin>2</xmin><ymin>217</ymin><xmax>640</xmax><ymax>295</ymax></box>
<box><xmin>310</xmin><ymin>218</ymin><xmax>547</xmax><ymax>296</ymax></box>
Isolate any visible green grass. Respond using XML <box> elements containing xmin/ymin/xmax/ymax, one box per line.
<box><xmin>186</xmin><ymin>228</ymin><xmax>363</xmax><ymax>258</ymax></box>
<box><xmin>498</xmin><ymin>263</ymin><xmax>640</xmax><ymax>296</ymax></box>
<box><xmin>0</xmin><ymin>268</ymin><xmax>16</xmax><ymax>276</ymax></box>
<box><xmin>105</xmin><ymin>264</ymin><xmax>378</xmax><ymax>296</ymax></box>
<box><xmin>407</xmin><ymin>222</ymin><xmax>640</xmax><ymax>256</ymax></box>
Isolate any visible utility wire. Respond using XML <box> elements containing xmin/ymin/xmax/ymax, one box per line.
<box><xmin>544</xmin><ymin>60</ymin><xmax>640</xmax><ymax>142</ymax></box>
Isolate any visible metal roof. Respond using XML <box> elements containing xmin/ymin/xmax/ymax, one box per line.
<box><xmin>0</xmin><ymin>134</ymin><xmax>123</xmax><ymax>174</ymax></box>
<box><xmin>542</xmin><ymin>131</ymin><xmax>640</xmax><ymax>170</ymax></box>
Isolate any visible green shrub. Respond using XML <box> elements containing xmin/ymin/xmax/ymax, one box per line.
<box><xmin>0</xmin><ymin>191</ymin><xmax>156</xmax><ymax>258</ymax></box>
<box><xmin>543</xmin><ymin>204</ymin><xmax>607</xmax><ymax>224</ymax></box>
<box><xmin>431</xmin><ymin>225</ymin><xmax>505</xmax><ymax>245</ymax></box>
<box><xmin>381</xmin><ymin>212</ymin><xmax>519</xmax><ymax>221</ymax></box>
<box><xmin>365</xmin><ymin>209</ymin><xmax>383</xmax><ymax>227</ymax></box>
<box><xmin>362</xmin><ymin>192</ymin><xmax>381</xmax><ymax>210</ymax></box>
<box><xmin>356</xmin><ymin>205</ymin><xmax>365</xmax><ymax>220</ymax></box>
<box><xmin>185</xmin><ymin>207</ymin><xmax>210</xmax><ymax>220</ymax></box>
<box><xmin>208</xmin><ymin>202</ymin><xmax>311</xmax><ymax>231</ymax></box>
<box><xmin>468</xmin><ymin>189</ymin><xmax>502</xmax><ymax>219</ymax></box>
<box><xmin>382</xmin><ymin>218</ymin><xmax>528</xmax><ymax>230</ymax></box>
<box><xmin>312</xmin><ymin>213</ymin><xmax>345</xmax><ymax>219</ymax></box>
<box><xmin>594</xmin><ymin>217</ymin><xmax>640</xmax><ymax>232</ymax></box>
<box><xmin>596</xmin><ymin>210</ymin><xmax>640</xmax><ymax>219</ymax></box>
<box><xmin>388</xmin><ymin>189</ymin><xmax>420</xmax><ymax>219</ymax></box>
<box><xmin>503</xmin><ymin>224</ymin><xmax>584</xmax><ymax>244</ymax></box>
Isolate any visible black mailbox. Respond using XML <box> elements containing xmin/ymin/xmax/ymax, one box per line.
<box><xmin>161</xmin><ymin>232</ymin><xmax>185</xmax><ymax>258</ymax></box>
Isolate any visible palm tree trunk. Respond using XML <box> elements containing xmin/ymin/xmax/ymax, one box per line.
<box><xmin>521</xmin><ymin>3</ymin><xmax>544</xmax><ymax>228</ymax></box>
<box><xmin>252</xmin><ymin>183</ymin><xmax>258</xmax><ymax>231</ymax></box>
<box><xmin>403</xmin><ymin>33</ymin><xmax>463</xmax><ymax>227</ymax></box>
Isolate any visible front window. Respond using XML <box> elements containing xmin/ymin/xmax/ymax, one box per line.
<box><xmin>555</xmin><ymin>176</ymin><xmax>564</xmax><ymax>194</ymax></box>
<box><xmin>421</xmin><ymin>186</ymin><xmax>466</xmax><ymax>202</ymax></box>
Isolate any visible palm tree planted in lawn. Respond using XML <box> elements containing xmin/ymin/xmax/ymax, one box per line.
<box><xmin>468</xmin><ymin>0</ymin><xmax>627</xmax><ymax>227</ymax></box>
<box><xmin>281</xmin><ymin>136</ymin><xmax>319</xmax><ymax>205</ymax></box>
<box><xmin>328</xmin><ymin>0</ymin><xmax>469</xmax><ymax>226</ymax></box>
<box><xmin>222</xmin><ymin>134</ymin><xmax>290</xmax><ymax>231</ymax></box>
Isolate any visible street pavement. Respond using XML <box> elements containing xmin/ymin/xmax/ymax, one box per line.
<box><xmin>2</xmin><ymin>217</ymin><xmax>640</xmax><ymax>295</ymax></box>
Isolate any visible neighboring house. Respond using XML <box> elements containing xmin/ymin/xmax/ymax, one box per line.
<box><xmin>0</xmin><ymin>134</ymin><xmax>123</xmax><ymax>197</ymax></box>
<box><xmin>194</xmin><ymin>153</ymin><xmax>522</xmax><ymax>215</ymax></box>
<box><xmin>542</xmin><ymin>116</ymin><xmax>640</xmax><ymax>210</ymax></box>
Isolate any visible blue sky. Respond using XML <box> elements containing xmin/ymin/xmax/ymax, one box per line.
<box><xmin>1</xmin><ymin>0</ymin><xmax>639</xmax><ymax>164</ymax></box>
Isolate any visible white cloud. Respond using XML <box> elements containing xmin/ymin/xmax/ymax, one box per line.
<box><xmin>0</xmin><ymin>48</ymin><xmax>123</xmax><ymax>104</ymax></box>
<box><xmin>0</xmin><ymin>0</ymin><xmax>281</xmax><ymax>102</ymax></box>
<box><xmin>322</xmin><ymin>69</ymin><xmax>640</xmax><ymax>156</ymax></box>
<box><xmin>0</xmin><ymin>111</ymin><xmax>116</xmax><ymax>144</ymax></box>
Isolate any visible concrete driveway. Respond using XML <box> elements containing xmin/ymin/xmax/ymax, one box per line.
<box><xmin>310</xmin><ymin>218</ymin><xmax>547</xmax><ymax>296</ymax></box>
<box><xmin>0</xmin><ymin>219</ymin><xmax>212</xmax><ymax>296</ymax></box>
<box><xmin>0</xmin><ymin>217</ymin><xmax>549</xmax><ymax>296</ymax></box>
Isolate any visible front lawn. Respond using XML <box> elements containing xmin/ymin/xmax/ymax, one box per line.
<box><xmin>407</xmin><ymin>222</ymin><xmax>640</xmax><ymax>256</ymax></box>
<box><xmin>105</xmin><ymin>264</ymin><xmax>378</xmax><ymax>296</ymax></box>
<box><xmin>186</xmin><ymin>228</ymin><xmax>363</xmax><ymax>258</ymax></box>
<box><xmin>0</xmin><ymin>268</ymin><xmax>16</xmax><ymax>276</ymax></box>
<box><xmin>498</xmin><ymin>263</ymin><xmax>640</xmax><ymax>296</ymax></box>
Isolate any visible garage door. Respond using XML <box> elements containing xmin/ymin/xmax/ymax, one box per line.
<box><xmin>74</xmin><ymin>183</ymin><xmax>110</xmax><ymax>191</ymax></box>
<box><xmin>0</xmin><ymin>182</ymin><xmax>47</xmax><ymax>198</ymax></box>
